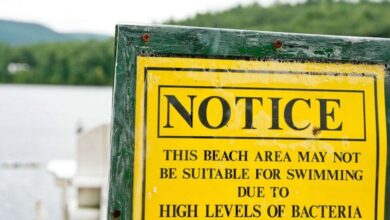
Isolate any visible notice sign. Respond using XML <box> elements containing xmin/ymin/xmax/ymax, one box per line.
<box><xmin>133</xmin><ymin>56</ymin><xmax>387</xmax><ymax>220</ymax></box>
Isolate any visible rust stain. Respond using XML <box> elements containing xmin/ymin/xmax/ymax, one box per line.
<box><xmin>312</xmin><ymin>126</ymin><xmax>321</xmax><ymax>136</ymax></box>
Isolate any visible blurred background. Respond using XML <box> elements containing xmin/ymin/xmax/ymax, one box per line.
<box><xmin>1</xmin><ymin>0</ymin><xmax>390</xmax><ymax>219</ymax></box>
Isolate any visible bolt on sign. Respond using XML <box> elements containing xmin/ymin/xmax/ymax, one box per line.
<box><xmin>108</xmin><ymin>25</ymin><xmax>390</xmax><ymax>220</ymax></box>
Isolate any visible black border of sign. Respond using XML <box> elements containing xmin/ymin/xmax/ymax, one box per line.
<box><xmin>141</xmin><ymin>64</ymin><xmax>380</xmax><ymax>220</ymax></box>
<box><xmin>157</xmin><ymin>85</ymin><xmax>366</xmax><ymax>141</ymax></box>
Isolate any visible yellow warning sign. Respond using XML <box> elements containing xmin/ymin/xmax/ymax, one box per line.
<box><xmin>133</xmin><ymin>56</ymin><xmax>387</xmax><ymax>219</ymax></box>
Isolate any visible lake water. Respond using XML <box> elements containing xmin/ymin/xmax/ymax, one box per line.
<box><xmin>0</xmin><ymin>84</ymin><xmax>112</xmax><ymax>219</ymax></box>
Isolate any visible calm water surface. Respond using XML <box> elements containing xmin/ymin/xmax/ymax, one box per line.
<box><xmin>0</xmin><ymin>84</ymin><xmax>112</xmax><ymax>219</ymax></box>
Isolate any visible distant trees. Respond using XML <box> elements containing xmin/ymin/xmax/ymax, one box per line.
<box><xmin>170</xmin><ymin>0</ymin><xmax>390</xmax><ymax>38</ymax></box>
<box><xmin>0</xmin><ymin>44</ymin><xmax>11</xmax><ymax>82</ymax></box>
<box><xmin>2</xmin><ymin>0</ymin><xmax>390</xmax><ymax>85</ymax></box>
<box><xmin>1</xmin><ymin>40</ymin><xmax>114</xmax><ymax>85</ymax></box>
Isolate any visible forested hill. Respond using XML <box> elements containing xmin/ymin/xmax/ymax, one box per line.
<box><xmin>170</xmin><ymin>0</ymin><xmax>390</xmax><ymax>38</ymax></box>
<box><xmin>0</xmin><ymin>20</ymin><xmax>109</xmax><ymax>46</ymax></box>
<box><xmin>2</xmin><ymin>0</ymin><xmax>390</xmax><ymax>85</ymax></box>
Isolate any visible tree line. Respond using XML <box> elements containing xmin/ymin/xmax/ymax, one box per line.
<box><xmin>0</xmin><ymin>40</ymin><xmax>114</xmax><ymax>85</ymax></box>
<box><xmin>2</xmin><ymin>0</ymin><xmax>390</xmax><ymax>85</ymax></box>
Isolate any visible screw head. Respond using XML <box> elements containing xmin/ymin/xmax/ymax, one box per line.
<box><xmin>274</xmin><ymin>39</ymin><xmax>283</xmax><ymax>49</ymax></box>
<box><xmin>112</xmin><ymin>210</ymin><xmax>121</xmax><ymax>218</ymax></box>
<box><xmin>142</xmin><ymin>33</ymin><xmax>150</xmax><ymax>43</ymax></box>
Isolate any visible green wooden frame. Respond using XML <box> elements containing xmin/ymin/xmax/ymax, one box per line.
<box><xmin>108</xmin><ymin>24</ymin><xmax>390</xmax><ymax>220</ymax></box>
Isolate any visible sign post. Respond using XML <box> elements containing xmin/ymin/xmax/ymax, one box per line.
<box><xmin>108</xmin><ymin>25</ymin><xmax>390</xmax><ymax>220</ymax></box>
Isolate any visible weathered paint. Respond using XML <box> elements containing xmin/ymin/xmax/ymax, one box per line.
<box><xmin>108</xmin><ymin>24</ymin><xmax>390</xmax><ymax>220</ymax></box>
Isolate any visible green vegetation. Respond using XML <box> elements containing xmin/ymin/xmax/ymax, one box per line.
<box><xmin>0</xmin><ymin>40</ymin><xmax>114</xmax><ymax>85</ymax></box>
<box><xmin>2</xmin><ymin>0</ymin><xmax>390</xmax><ymax>85</ymax></box>
<box><xmin>170</xmin><ymin>0</ymin><xmax>390</xmax><ymax>37</ymax></box>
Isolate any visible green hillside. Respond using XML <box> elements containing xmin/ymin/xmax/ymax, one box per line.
<box><xmin>170</xmin><ymin>0</ymin><xmax>390</xmax><ymax>38</ymax></box>
<box><xmin>0</xmin><ymin>20</ymin><xmax>109</xmax><ymax>46</ymax></box>
<box><xmin>2</xmin><ymin>0</ymin><xmax>390</xmax><ymax>85</ymax></box>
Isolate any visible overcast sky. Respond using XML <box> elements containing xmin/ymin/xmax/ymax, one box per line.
<box><xmin>0</xmin><ymin>0</ymin><xmax>300</xmax><ymax>35</ymax></box>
